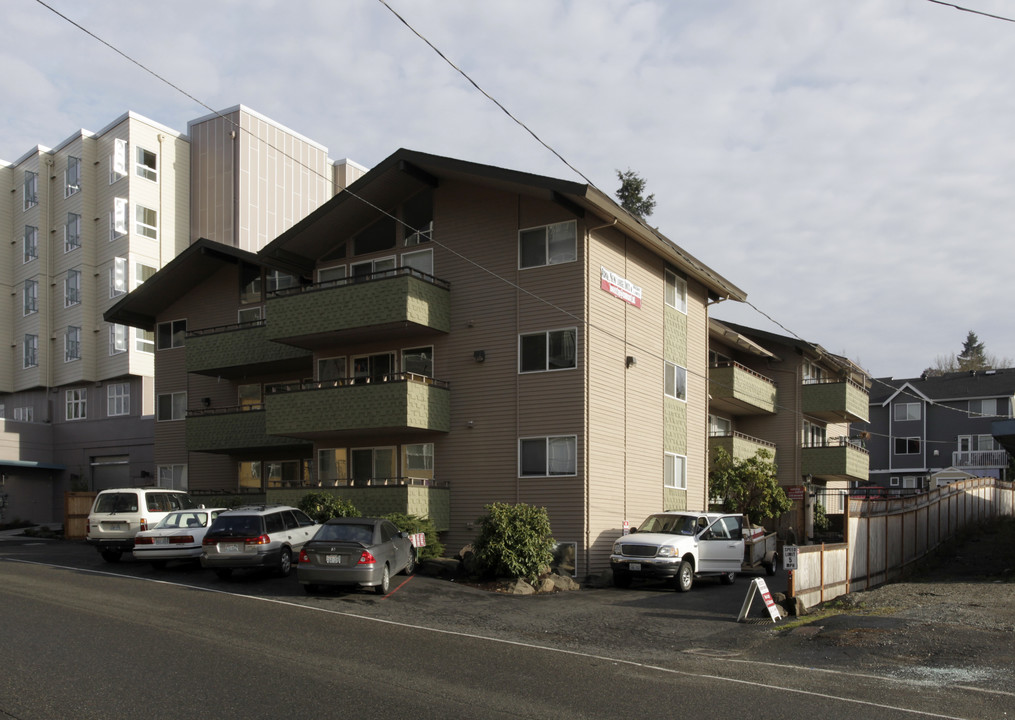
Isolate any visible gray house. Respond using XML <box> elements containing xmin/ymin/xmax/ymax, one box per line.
<box><xmin>863</xmin><ymin>369</ymin><xmax>1015</xmax><ymax>491</ymax></box>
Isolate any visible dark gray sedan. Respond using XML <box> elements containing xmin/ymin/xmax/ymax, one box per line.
<box><xmin>297</xmin><ymin>517</ymin><xmax>416</xmax><ymax>595</ymax></box>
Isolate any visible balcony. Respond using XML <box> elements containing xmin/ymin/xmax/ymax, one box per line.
<box><xmin>186</xmin><ymin>321</ymin><xmax>312</xmax><ymax>378</ymax></box>
<box><xmin>265</xmin><ymin>268</ymin><xmax>451</xmax><ymax>350</ymax></box>
<box><xmin>186</xmin><ymin>406</ymin><xmax>312</xmax><ymax>454</ymax></box>
<box><xmin>264</xmin><ymin>373</ymin><xmax>451</xmax><ymax>440</ymax></box>
<box><xmin>802</xmin><ymin>437</ymin><xmax>869</xmax><ymax>482</ymax></box>
<box><xmin>709</xmin><ymin>432</ymin><xmax>777</xmax><ymax>462</ymax></box>
<box><xmin>801</xmin><ymin>378</ymin><xmax>869</xmax><ymax>423</ymax></box>
<box><xmin>952</xmin><ymin>450</ymin><xmax>1009</xmax><ymax>469</ymax></box>
<box><xmin>709</xmin><ymin>362</ymin><xmax>777</xmax><ymax>415</ymax></box>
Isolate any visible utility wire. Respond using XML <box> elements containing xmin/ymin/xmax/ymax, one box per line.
<box><xmin>925</xmin><ymin>0</ymin><xmax>1015</xmax><ymax>23</ymax></box>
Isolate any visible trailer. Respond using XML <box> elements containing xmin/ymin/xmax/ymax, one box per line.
<box><xmin>743</xmin><ymin>525</ymin><xmax>779</xmax><ymax>576</ymax></box>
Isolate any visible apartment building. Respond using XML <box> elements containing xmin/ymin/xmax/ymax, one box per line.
<box><xmin>105</xmin><ymin>148</ymin><xmax>747</xmax><ymax>576</ymax></box>
<box><xmin>0</xmin><ymin>106</ymin><xmax>365</xmax><ymax>523</ymax></box>
<box><xmin>864</xmin><ymin>369</ymin><xmax>1015</xmax><ymax>490</ymax></box>
<box><xmin>708</xmin><ymin>320</ymin><xmax>871</xmax><ymax>540</ymax></box>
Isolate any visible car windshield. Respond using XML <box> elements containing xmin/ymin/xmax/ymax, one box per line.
<box><xmin>154</xmin><ymin>511</ymin><xmax>208</xmax><ymax>530</ymax></box>
<box><xmin>315</xmin><ymin>523</ymin><xmax>375</xmax><ymax>544</ymax></box>
<box><xmin>637</xmin><ymin>515</ymin><xmax>698</xmax><ymax>536</ymax></box>
<box><xmin>93</xmin><ymin>492</ymin><xmax>139</xmax><ymax>514</ymax></box>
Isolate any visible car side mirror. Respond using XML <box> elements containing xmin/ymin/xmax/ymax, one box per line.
<box><xmin>628</xmin><ymin>528</ymin><xmax>637</xmax><ymax>534</ymax></box>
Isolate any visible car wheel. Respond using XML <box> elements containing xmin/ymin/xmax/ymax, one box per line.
<box><xmin>765</xmin><ymin>555</ymin><xmax>779</xmax><ymax>577</ymax></box>
<box><xmin>100</xmin><ymin>550</ymin><xmax>122</xmax><ymax>563</ymax></box>
<box><xmin>402</xmin><ymin>548</ymin><xmax>416</xmax><ymax>576</ymax></box>
<box><xmin>374</xmin><ymin>564</ymin><xmax>390</xmax><ymax>595</ymax></box>
<box><xmin>613</xmin><ymin>570</ymin><xmax>632</xmax><ymax>588</ymax></box>
<box><xmin>214</xmin><ymin>568</ymin><xmax>233</xmax><ymax>580</ymax></box>
<box><xmin>277</xmin><ymin>548</ymin><xmax>292</xmax><ymax>578</ymax></box>
<box><xmin>720</xmin><ymin>570</ymin><xmax>736</xmax><ymax>585</ymax></box>
<box><xmin>675</xmin><ymin>559</ymin><xmax>694</xmax><ymax>592</ymax></box>
<box><xmin>150</xmin><ymin>560</ymin><xmax>168</xmax><ymax>571</ymax></box>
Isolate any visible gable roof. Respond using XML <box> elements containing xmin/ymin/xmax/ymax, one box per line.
<box><xmin>258</xmin><ymin>148</ymin><xmax>747</xmax><ymax>302</ymax></box>
<box><xmin>869</xmin><ymin>369</ymin><xmax>1015</xmax><ymax>405</ymax></box>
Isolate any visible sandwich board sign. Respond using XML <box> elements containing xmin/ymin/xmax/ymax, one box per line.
<box><xmin>737</xmin><ymin>578</ymin><xmax>782</xmax><ymax>623</ymax></box>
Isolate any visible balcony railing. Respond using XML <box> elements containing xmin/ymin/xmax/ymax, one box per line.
<box><xmin>264</xmin><ymin>372</ymin><xmax>450</xmax><ymax>437</ymax></box>
<box><xmin>801</xmin><ymin>377</ymin><xmax>869</xmax><ymax>423</ymax></box>
<box><xmin>709</xmin><ymin>361</ymin><xmax>777</xmax><ymax>415</ymax></box>
<box><xmin>802</xmin><ymin>436</ymin><xmax>870</xmax><ymax>481</ymax></box>
<box><xmin>185</xmin><ymin>405</ymin><xmax>311</xmax><ymax>454</ymax></box>
<box><xmin>265</xmin><ymin>267</ymin><xmax>451</xmax><ymax>348</ymax></box>
<box><xmin>952</xmin><ymin>450</ymin><xmax>1009</xmax><ymax>469</ymax></box>
<box><xmin>186</xmin><ymin>319</ymin><xmax>311</xmax><ymax>377</ymax></box>
<box><xmin>709</xmin><ymin>431</ymin><xmax>776</xmax><ymax>461</ymax></box>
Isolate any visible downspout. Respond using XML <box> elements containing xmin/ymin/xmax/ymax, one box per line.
<box><xmin>703</xmin><ymin>295</ymin><xmax>731</xmax><ymax>508</ymax></box>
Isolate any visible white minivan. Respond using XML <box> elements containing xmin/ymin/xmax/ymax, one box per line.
<box><xmin>86</xmin><ymin>488</ymin><xmax>195</xmax><ymax>562</ymax></box>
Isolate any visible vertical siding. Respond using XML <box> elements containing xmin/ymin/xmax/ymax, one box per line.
<box><xmin>0</xmin><ymin>164</ymin><xmax>11</xmax><ymax>392</ymax></box>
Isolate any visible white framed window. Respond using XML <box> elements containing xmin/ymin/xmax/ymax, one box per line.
<box><xmin>135</xmin><ymin>146</ymin><xmax>157</xmax><ymax>182</ymax></box>
<box><xmin>237</xmin><ymin>306</ymin><xmax>262</xmax><ymax>324</ymax></box>
<box><xmin>401</xmin><ymin>248</ymin><xmax>433</xmax><ymax>277</ymax></box>
<box><xmin>111</xmin><ymin>198</ymin><xmax>128</xmax><ymax>240</ymax></box>
<box><xmin>135</xmin><ymin>204</ymin><xmax>158</xmax><ymax>240</ymax></box>
<box><xmin>404</xmin><ymin>443</ymin><xmax>434</xmax><ymax>478</ymax></box>
<box><xmin>803</xmin><ymin>360</ymin><xmax>825</xmax><ymax>384</ymax></box>
<box><xmin>803</xmin><ymin>420</ymin><xmax>826</xmax><ymax>447</ymax></box>
<box><xmin>157</xmin><ymin>319</ymin><xmax>186</xmax><ymax>349</ymax></box>
<box><xmin>894</xmin><ymin>437</ymin><xmax>920</xmax><ymax>455</ymax></box>
<box><xmin>107</xmin><ymin>382</ymin><xmax>130</xmax><ymax>416</ymax></box>
<box><xmin>519</xmin><ymin>220</ymin><xmax>577</xmax><ymax>269</ymax></box>
<box><xmin>317</xmin><ymin>449</ymin><xmax>348</xmax><ymax>484</ymax></box>
<box><xmin>110</xmin><ymin>138</ymin><xmax>127</xmax><ymax>183</ymax></box>
<box><xmin>664</xmin><ymin>452</ymin><xmax>687</xmax><ymax>490</ymax></box>
<box><xmin>65</xmin><ymin>269</ymin><xmax>81</xmax><ymax>307</ymax></box>
<box><xmin>519</xmin><ymin>328</ymin><xmax>577</xmax><ymax>373</ymax></box>
<box><xmin>350</xmin><ymin>257</ymin><xmax>396</xmax><ymax>281</ymax></box>
<box><xmin>958</xmin><ymin>435</ymin><xmax>1002</xmax><ymax>452</ymax></box>
<box><xmin>350</xmin><ymin>447</ymin><xmax>396</xmax><ymax>482</ymax></box>
<box><xmin>65</xmin><ymin>156</ymin><xmax>81</xmax><ymax>197</ymax></box>
<box><xmin>134</xmin><ymin>262</ymin><xmax>156</xmax><ymax>289</ymax></box>
<box><xmin>65</xmin><ymin>326</ymin><xmax>81</xmax><ymax>362</ymax></box>
<box><xmin>66</xmin><ymin>388</ymin><xmax>87</xmax><ymax>421</ymax></box>
<box><xmin>968</xmin><ymin>398</ymin><xmax>999</xmax><ymax>418</ymax></box>
<box><xmin>665</xmin><ymin>269</ymin><xmax>687</xmax><ymax>313</ymax></box>
<box><xmin>23</xmin><ymin>225</ymin><xmax>38</xmax><ymax>263</ymax></box>
<box><xmin>136</xmin><ymin>328</ymin><xmax>154</xmax><ymax>354</ymax></box>
<box><xmin>23</xmin><ymin>334</ymin><xmax>38</xmax><ymax>368</ymax></box>
<box><xmin>13</xmin><ymin>406</ymin><xmax>34</xmax><ymax>422</ymax></box>
<box><xmin>318</xmin><ymin>265</ymin><xmax>346</xmax><ymax>285</ymax></box>
<box><xmin>110</xmin><ymin>257</ymin><xmax>127</xmax><ymax>297</ymax></box>
<box><xmin>110</xmin><ymin>324</ymin><xmax>128</xmax><ymax>355</ymax></box>
<box><xmin>266</xmin><ymin>270</ymin><xmax>298</xmax><ymax>292</ymax></box>
<box><xmin>352</xmin><ymin>353</ymin><xmax>394</xmax><ymax>383</ymax></box>
<box><xmin>65</xmin><ymin>213</ymin><xmax>82</xmax><ymax>252</ymax></box>
<box><xmin>23</xmin><ymin>279</ymin><xmax>38</xmax><ymax>316</ymax></box>
<box><xmin>519</xmin><ymin>435</ymin><xmax>577</xmax><ymax>477</ymax></box>
<box><xmin>708</xmin><ymin>414</ymin><xmax>732</xmax><ymax>437</ymax></box>
<box><xmin>665</xmin><ymin>361</ymin><xmax>687</xmax><ymax>401</ymax></box>
<box><xmin>402</xmin><ymin>346</ymin><xmax>433</xmax><ymax>377</ymax></box>
<box><xmin>890</xmin><ymin>476</ymin><xmax>900</xmax><ymax>487</ymax></box>
<box><xmin>157</xmin><ymin>391</ymin><xmax>186</xmax><ymax>421</ymax></box>
<box><xmin>894</xmin><ymin>402</ymin><xmax>921</xmax><ymax>421</ymax></box>
<box><xmin>23</xmin><ymin>170</ymin><xmax>37</xmax><ymax>210</ymax></box>
<box><xmin>158</xmin><ymin>464</ymin><xmax>188</xmax><ymax>490</ymax></box>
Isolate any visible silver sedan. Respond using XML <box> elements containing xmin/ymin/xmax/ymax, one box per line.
<box><xmin>297</xmin><ymin>517</ymin><xmax>416</xmax><ymax>595</ymax></box>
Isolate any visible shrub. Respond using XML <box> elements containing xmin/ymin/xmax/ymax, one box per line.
<box><xmin>298</xmin><ymin>492</ymin><xmax>358</xmax><ymax>524</ymax></box>
<box><xmin>384</xmin><ymin>512</ymin><xmax>444</xmax><ymax>560</ymax></box>
<box><xmin>472</xmin><ymin>502</ymin><xmax>555</xmax><ymax>584</ymax></box>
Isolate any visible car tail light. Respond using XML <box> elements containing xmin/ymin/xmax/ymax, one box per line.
<box><xmin>134</xmin><ymin>536</ymin><xmax>154</xmax><ymax>545</ymax></box>
<box><xmin>169</xmin><ymin>536</ymin><xmax>194</xmax><ymax>544</ymax></box>
<box><xmin>357</xmin><ymin>550</ymin><xmax>376</xmax><ymax>565</ymax></box>
<box><xmin>202</xmin><ymin>536</ymin><xmax>216</xmax><ymax>545</ymax></box>
<box><xmin>298</xmin><ymin>549</ymin><xmax>309</xmax><ymax>563</ymax></box>
<box><xmin>244</xmin><ymin>534</ymin><xmax>271</xmax><ymax>546</ymax></box>
<box><xmin>140</xmin><ymin>519</ymin><xmax>149</xmax><ymax>531</ymax></box>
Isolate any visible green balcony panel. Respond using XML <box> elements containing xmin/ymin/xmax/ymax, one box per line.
<box><xmin>801</xmin><ymin>443</ymin><xmax>869</xmax><ymax>482</ymax></box>
<box><xmin>265</xmin><ymin>380</ymin><xmax>450</xmax><ymax>438</ymax></box>
<box><xmin>187</xmin><ymin>409</ymin><xmax>312</xmax><ymax>454</ymax></box>
<box><xmin>709</xmin><ymin>433</ymin><xmax>777</xmax><ymax>462</ymax></box>
<box><xmin>801</xmin><ymin>380</ymin><xmax>869</xmax><ymax>423</ymax></box>
<box><xmin>709</xmin><ymin>364</ymin><xmax>777</xmax><ymax>415</ymax></box>
<box><xmin>187</xmin><ymin>323</ymin><xmax>311</xmax><ymax>377</ymax></box>
<box><xmin>266</xmin><ymin>274</ymin><xmax>450</xmax><ymax>347</ymax></box>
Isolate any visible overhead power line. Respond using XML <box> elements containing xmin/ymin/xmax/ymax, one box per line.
<box><xmin>925</xmin><ymin>0</ymin><xmax>1015</xmax><ymax>23</ymax></box>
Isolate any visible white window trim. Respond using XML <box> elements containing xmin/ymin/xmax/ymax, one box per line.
<box><xmin>135</xmin><ymin>204</ymin><xmax>158</xmax><ymax>240</ymax></box>
<box><xmin>66</xmin><ymin>388</ymin><xmax>87</xmax><ymax>421</ymax></box>
<box><xmin>894</xmin><ymin>437</ymin><xmax>921</xmax><ymax>455</ymax></box>
<box><xmin>23</xmin><ymin>226</ymin><xmax>38</xmax><ymax>263</ymax></box>
<box><xmin>157</xmin><ymin>319</ymin><xmax>186</xmax><ymax>350</ymax></box>
<box><xmin>518</xmin><ymin>327</ymin><xmax>578</xmax><ymax>374</ymax></box>
<box><xmin>893</xmin><ymin>402</ymin><xmax>921</xmax><ymax>422</ymax></box>
<box><xmin>23</xmin><ymin>280</ymin><xmax>38</xmax><ymax>316</ymax></box>
<box><xmin>665</xmin><ymin>269</ymin><xmax>688</xmax><ymax>314</ymax></box>
<box><xmin>157</xmin><ymin>391</ymin><xmax>187</xmax><ymax>422</ymax></box>
<box><xmin>664</xmin><ymin>361</ymin><xmax>688</xmax><ymax>402</ymax></box>
<box><xmin>110</xmin><ymin>324</ymin><xmax>128</xmax><ymax>355</ymax></box>
<box><xmin>518</xmin><ymin>435</ymin><xmax>578</xmax><ymax>478</ymax></box>
<box><xmin>135</xmin><ymin>145</ymin><xmax>158</xmax><ymax>182</ymax></box>
<box><xmin>107</xmin><ymin>382</ymin><xmax>130</xmax><ymax>417</ymax></box>
<box><xmin>518</xmin><ymin>219</ymin><xmax>577</xmax><ymax>269</ymax></box>
<box><xmin>65</xmin><ymin>326</ymin><xmax>82</xmax><ymax>362</ymax></box>
<box><xmin>23</xmin><ymin>335</ymin><xmax>38</xmax><ymax>369</ymax></box>
<box><xmin>65</xmin><ymin>269</ymin><xmax>81</xmax><ymax>307</ymax></box>
<box><xmin>65</xmin><ymin>213</ymin><xmax>82</xmax><ymax>252</ymax></box>
<box><xmin>65</xmin><ymin>156</ymin><xmax>81</xmax><ymax>197</ymax></box>
<box><xmin>664</xmin><ymin>452</ymin><xmax>687</xmax><ymax>490</ymax></box>
<box><xmin>111</xmin><ymin>139</ymin><xmax>127</xmax><ymax>183</ymax></box>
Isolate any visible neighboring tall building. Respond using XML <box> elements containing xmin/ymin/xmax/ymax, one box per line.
<box><xmin>105</xmin><ymin>148</ymin><xmax>747</xmax><ymax>576</ymax></box>
<box><xmin>864</xmin><ymin>369</ymin><xmax>1015</xmax><ymax>490</ymax></box>
<box><xmin>0</xmin><ymin>106</ymin><xmax>365</xmax><ymax>523</ymax></box>
<box><xmin>707</xmin><ymin>320</ymin><xmax>871</xmax><ymax>540</ymax></box>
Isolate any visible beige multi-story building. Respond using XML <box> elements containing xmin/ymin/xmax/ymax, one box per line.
<box><xmin>707</xmin><ymin>320</ymin><xmax>871</xmax><ymax>540</ymax></box>
<box><xmin>0</xmin><ymin>106</ymin><xmax>365</xmax><ymax>523</ymax></box>
<box><xmin>106</xmin><ymin>148</ymin><xmax>747</xmax><ymax>576</ymax></box>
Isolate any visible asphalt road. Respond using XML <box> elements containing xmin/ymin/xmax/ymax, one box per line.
<box><xmin>0</xmin><ymin>535</ymin><xmax>1008</xmax><ymax>720</ymax></box>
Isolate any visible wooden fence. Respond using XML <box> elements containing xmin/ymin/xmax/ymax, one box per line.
<box><xmin>64</xmin><ymin>492</ymin><xmax>96</xmax><ymax>540</ymax></box>
<box><xmin>789</xmin><ymin>477</ymin><xmax>1015</xmax><ymax>609</ymax></box>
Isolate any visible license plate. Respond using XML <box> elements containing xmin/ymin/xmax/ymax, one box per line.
<box><xmin>107</xmin><ymin>523</ymin><xmax>123</xmax><ymax>532</ymax></box>
<box><xmin>325</xmin><ymin>555</ymin><xmax>342</xmax><ymax>565</ymax></box>
<box><xmin>630</xmin><ymin>563</ymin><xmax>642</xmax><ymax>572</ymax></box>
<box><xmin>155</xmin><ymin>537</ymin><xmax>169</xmax><ymax>545</ymax></box>
<box><xmin>223</xmin><ymin>543</ymin><xmax>241</xmax><ymax>553</ymax></box>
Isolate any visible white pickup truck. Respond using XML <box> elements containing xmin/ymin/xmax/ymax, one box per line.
<box><xmin>610</xmin><ymin>511</ymin><xmax>745</xmax><ymax>592</ymax></box>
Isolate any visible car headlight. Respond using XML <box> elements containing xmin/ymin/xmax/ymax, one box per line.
<box><xmin>657</xmin><ymin>546</ymin><xmax>675</xmax><ymax>557</ymax></box>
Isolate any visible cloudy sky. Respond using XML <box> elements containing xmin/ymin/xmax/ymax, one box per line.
<box><xmin>4</xmin><ymin>0</ymin><xmax>1013</xmax><ymax>379</ymax></box>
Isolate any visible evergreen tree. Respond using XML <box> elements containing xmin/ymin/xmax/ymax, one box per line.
<box><xmin>957</xmin><ymin>331</ymin><xmax>988</xmax><ymax>371</ymax></box>
<box><xmin>615</xmin><ymin>169</ymin><xmax>656</xmax><ymax>218</ymax></box>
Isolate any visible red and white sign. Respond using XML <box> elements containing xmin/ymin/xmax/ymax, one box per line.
<box><xmin>787</xmin><ymin>486</ymin><xmax>806</xmax><ymax>502</ymax></box>
<box><xmin>600</xmin><ymin>266</ymin><xmax>642</xmax><ymax>307</ymax></box>
<box><xmin>409</xmin><ymin>533</ymin><xmax>426</xmax><ymax>548</ymax></box>
<box><xmin>622</xmin><ymin>520</ymin><xmax>631</xmax><ymax>536</ymax></box>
